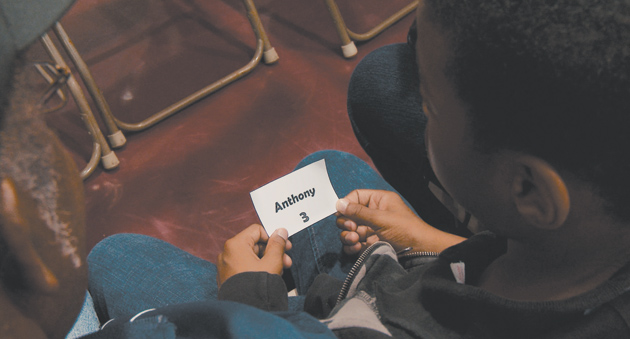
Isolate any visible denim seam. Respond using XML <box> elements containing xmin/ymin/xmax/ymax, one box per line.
<box><xmin>310</xmin><ymin>226</ymin><xmax>323</xmax><ymax>274</ymax></box>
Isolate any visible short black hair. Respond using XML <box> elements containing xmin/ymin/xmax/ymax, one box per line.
<box><xmin>425</xmin><ymin>0</ymin><xmax>630</xmax><ymax>222</ymax></box>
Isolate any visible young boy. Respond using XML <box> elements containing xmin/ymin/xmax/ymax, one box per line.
<box><xmin>85</xmin><ymin>0</ymin><xmax>630</xmax><ymax>337</ymax></box>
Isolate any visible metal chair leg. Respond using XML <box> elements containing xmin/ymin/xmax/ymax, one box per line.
<box><xmin>40</xmin><ymin>33</ymin><xmax>120</xmax><ymax>176</ymax></box>
<box><xmin>52</xmin><ymin>23</ymin><xmax>127</xmax><ymax>149</ymax></box>
<box><xmin>80</xmin><ymin>142</ymin><xmax>102</xmax><ymax>179</ymax></box>
<box><xmin>242</xmin><ymin>0</ymin><xmax>279</xmax><ymax>64</ymax></box>
<box><xmin>105</xmin><ymin>39</ymin><xmax>265</xmax><ymax>132</ymax></box>
<box><xmin>54</xmin><ymin>0</ymin><xmax>277</xmax><ymax>134</ymax></box>
<box><xmin>323</xmin><ymin>0</ymin><xmax>418</xmax><ymax>58</ymax></box>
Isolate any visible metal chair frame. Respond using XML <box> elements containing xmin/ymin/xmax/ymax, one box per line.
<box><xmin>40</xmin><ymin>33</ymin><xmax>120</xmax><ymax>179</ymax></box>
<box><xmin>38</xmin><ymin>0</ymin><xmax>277</xmax><ymax>179</ymax></box>
<box><xmin>323</xmin><ymin>0</ymin><xmax>418</xmax><ymax>58</ymax></box>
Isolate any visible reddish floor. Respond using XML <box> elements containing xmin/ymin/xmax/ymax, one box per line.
<box><xmin>45</xmin><ymin>0</ymin><xmax>415</xmax><ymax>262</ymax></box>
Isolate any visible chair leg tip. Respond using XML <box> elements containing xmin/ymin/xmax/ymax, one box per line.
<box><xmin>101</xmin><ymin>151</ymin><xmax>120</xmax><ymax>170</ymax></box>
<box><xmin>342</xmin><ymin>42</ymin><xmax>358</xmax><ymax>58</ymax></box>
<box><xmin>264</xmin><ymin>47</ymin><xmax>279</xmax><ymax>64</ymax></box>
<box><xmin>108</xmin><ymin>130</ymin><xmax>127</xmax><ymax>148</ymax></box>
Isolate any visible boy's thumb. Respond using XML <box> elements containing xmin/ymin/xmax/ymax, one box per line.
<box><xmin>264</xmin><ymin>228</ymin><xmax>288</xmax><ymax>259</ymax></box>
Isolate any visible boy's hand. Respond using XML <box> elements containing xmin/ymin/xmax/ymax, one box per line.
<box><xmin>217</xmin><ymin>224</ymin><xmax>292</xmax><ymax>288</ymax></box>
<box><xmin>336</xmin><ymin>189</ymin><xmax>466</xmax><ymax>255</ymax></box>
<box><xmin>336</xmin><ymin>189</ymin><xmax>421</xmax><ymax>255</ymax></box>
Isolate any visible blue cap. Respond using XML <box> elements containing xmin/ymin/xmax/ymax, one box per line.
<box><xmin>0</xmin><ymin>0</ymin><xmax>76</xmax><ymax>91</ymax></box>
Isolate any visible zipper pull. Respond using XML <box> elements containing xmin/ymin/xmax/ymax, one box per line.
<box><xmin>396</xmin><ymin>247</ymin><xmax>413</xmax><ymax>257</ymax></box>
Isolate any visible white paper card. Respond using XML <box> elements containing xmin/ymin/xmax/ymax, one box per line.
<box><xmin>250</xmin><ymin>159</ymin><xmax>338</xmax><ymax>237</ymax></box>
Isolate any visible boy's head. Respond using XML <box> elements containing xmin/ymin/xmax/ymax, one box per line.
<box><xmin>417</xmin><ymin>0</ymin><xmax>630</xmax><ymax>229</ymax></box>
<box><xmin>0</xmin><ymin>1</ymin><xmax>86</xmax><ymax>338</ymax></box>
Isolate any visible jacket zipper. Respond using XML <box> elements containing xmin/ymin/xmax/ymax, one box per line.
<box><xmin>336</xmin><ymin>243</ymin><xmax>381</xmax><ymax>305</ymax></box>
<box><xmin>398</xmin><ymin>251</ymin><xmax>440</xmax><ymax>260</ymax></box>
<box><xmin>335</xmin><ymin>243</ymin><xmax>439</xmax><ymax>305</ymax></box>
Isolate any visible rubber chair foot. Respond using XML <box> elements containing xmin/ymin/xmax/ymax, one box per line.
<box><xmin>342</xmin><ymin>42</ymin><xmax>357</xmax><ymax>58</ymax></box>
<box><xmin>101</xmin><ymin>151</ymin><xmax>120</xmax><ymax>169</ymax></box>
<box><xmin>108</xmin><ymin>130</ymin><xmax>127</xmax><ymax>148</ymax></box>
<box><xmin>264</xmin><ymin>47</ymin><xmax>279</xmax><ymax>64</ymax></box>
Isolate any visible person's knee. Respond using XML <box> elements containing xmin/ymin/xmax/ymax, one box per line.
<box><xmin>296</xmin><ymin>150</ymin><xmax>363</xmax><ymax>171</ymax></box>
<box><xmin>87</xmin><ymin>234</ymin><xmax>164</xmax><ymax>310</ymax></box>
<box><xmin>90</xmin><ymin>234</ymin><xmax>144</xmax><ymax>262</ymax></box>
<box><xmin>296</xmin><ymin>151</ymin><xmax>375</xmax><ymax>189</ymax></box>
<box><xmin>87</xmin><ymin>233</ymin><xmax>161</xmax><ymax>279</ymax></box>
<box><xmin>300</xmin><ymin>149</ymin><xmax>347</xmax><ymax>162</ymax></box>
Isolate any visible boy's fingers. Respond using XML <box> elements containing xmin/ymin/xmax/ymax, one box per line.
<box><xmin>283</xmin><ymin>254</ymin><xmax>292</xmax><ymax>269</ymax></box>
<box><xmin>363</xmin><ymin>226</ymin><xmax>378</xmax><ymax>241</ymax></box>
<box><xmin>336</xmin><ymin>198</ymin><xmax>385</xmax><ymax>230</ymax></box>
<box><xmin>232</xmin><ymin>224</ymin><xmax>268</xmax><ymax>248</ymax></box>
<box><xmin>341</xmin><ymin>189</ymin><xmax>381</xmax><ymax>206</ymax></box>
<box><xmin>344</xmin><ymin>220</ymin><xmax>357</xmax><ymax>231</ymax></box>
<box><xmin>340</xmin><ymin>230</ymin><xmax>359</xmax><ymax>245</ymax></box>
<box><xmin>336</xmin><ymin>217</ymin><xmax>358</xmax><ymax>232</ymax></box>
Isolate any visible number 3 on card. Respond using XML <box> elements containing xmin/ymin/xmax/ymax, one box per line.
<box><xmin>300</xmin><ymin>212</ymin><xmax>309</xmax><ymax>223</ymax></box>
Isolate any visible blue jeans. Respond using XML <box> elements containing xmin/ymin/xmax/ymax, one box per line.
<box><xmin>65</xmin><ymin>292</ymin><xmax>100</xmax><ymax>339</ymax></box>
<box><xmin>85</xmin><ymin>150</ymin><xmax>412</xmax><ymax>325</ymax></box>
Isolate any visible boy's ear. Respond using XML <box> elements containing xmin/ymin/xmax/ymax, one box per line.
<box><xmin>0</xmin><ymin>178</ymin><xmax>59</xmax><ymax>293</ymax></box>
<box><xmin>511</xmin><ymin>156</ymin><xmax>570</xmax><ymax>230</ymax></box>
